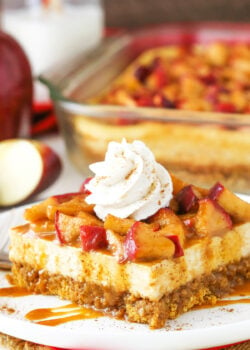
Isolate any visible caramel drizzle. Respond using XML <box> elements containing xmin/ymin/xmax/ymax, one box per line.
<box><xmin>0</xmin><ymin>286</ymin><xmax>31</xmax><ymax>297</ymax></box>
<box><xmin>25</xmin><ymin>303</ymin><xmax>103</xmax><ymax>326</ymax></box>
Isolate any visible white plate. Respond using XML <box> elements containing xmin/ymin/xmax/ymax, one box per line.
<box><xmin>0</xmin><ymin>200</ymin><xmax>249</xmax><ymax>350</ymax></box>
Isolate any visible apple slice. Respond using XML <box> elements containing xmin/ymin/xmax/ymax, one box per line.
<box><xmin>104</xmin><ymin>214</ymin><xmax>135</xmax><ymax>236</ymax></box>
<box><xmin>123</xmin><ymin>221</ymin><xmax>175</xmax><ymax>262</ymax></box>
<box><xmin>209</xmin><ymin>182</ymin><xmax>250</xmax><ymax>223</ymax></box>
<box><xmin>194</xmin><ymin>198</ymin><xmax>232</xmax><ymax>237</ymax></box>
<box><xmin>47</xmin><ymin>194</ymin><xmax>94</xmax><ymax>220</ymax></box>
<box><xmin>106</xmin><ymin>229</ymin><xmax>126</xmax><ymax>262</ymax></box>
<box><xmin>176</xmin><ymin>185</ymin><xmax>201</xmax><ymax>213</ymax></box>
<box><xmin>170</xmin><ymin>173</ymin><xmax>208</xmax><ymax>197</ymax></box>
<box><xmin>51</xmin><ymin>192</ymin><xmax>82</xmax><ymax>204</ymax></box>
<box><xmin>55</xmin><ymin>211</ymin><xmax>102</xmax><ymax>244</ymax></box>
<box><xmin>149</xmin><ymin>208</ymin><xmax>186</xmax><ymax>246</ymax></box>
<box><xmin>167</xmin><ymin>235</ymin><xmax>184</xmax><ymax>258</ymax></box>
<box><xmin>0</xmin><ymin>139</ymin><xmax>61</xmax><ymax>207</ymax></box>
<box><xmin>80</xmin><ymin>225</ymin><xmax>107</xmax><ymax>251</ymax></box>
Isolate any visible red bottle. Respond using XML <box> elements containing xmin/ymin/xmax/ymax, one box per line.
<box><xmin>0</xmin><ymin>30</ymin><xmax>33</xmax><ymax>140</ymax></box>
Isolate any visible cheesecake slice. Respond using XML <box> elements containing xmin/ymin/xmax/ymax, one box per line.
<box><xmin>9</xmin><ymin>141</ymin><xmax>250</xmax><ymax>329</ymax></box>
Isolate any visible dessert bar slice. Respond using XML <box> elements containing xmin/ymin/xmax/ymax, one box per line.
<box><xmin>9</xmin><ymin>140</ymin><xmax>250</xmax><ymax>328</ymax></box>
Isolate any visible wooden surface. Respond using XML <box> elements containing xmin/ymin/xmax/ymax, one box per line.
<box><xmin>104</xmin><ymin>0</ymin><xmax>250</xmax><ymax>28</ymax></box>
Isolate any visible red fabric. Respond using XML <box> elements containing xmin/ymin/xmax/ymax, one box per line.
<box><xmin>48</xmin><ymin>340</ymin><xmax>248</xmax><ymax>350</ymax></box>
<box><xmin>31</xmin><ymin>101</ymin><xmax>58</xmax><ymax>136</ymax></box>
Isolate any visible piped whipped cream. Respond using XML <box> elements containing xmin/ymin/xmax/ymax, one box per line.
<box><xmin>85</xmin><ymin>139</ymin><xmax>173</xmax><ymax>221</ymax></box>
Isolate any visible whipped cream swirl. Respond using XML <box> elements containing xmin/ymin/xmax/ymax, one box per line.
<box><xmin>85</xmin><ymin>139</ymin><xmax>173</xmax><ymax>221</ymax></box>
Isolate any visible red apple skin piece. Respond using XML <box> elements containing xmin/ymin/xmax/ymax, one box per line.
<box><xmin>167</xmin><ymin>235</ymin><xmax>184</xmax><ymax>258</ymax></box>
<box><xmin>208</xmin><ymin>182</ymin><xmax>250</xmax><ymax>223</ymax></box>
<box><xmin>123</xmin><ymin>221</ymin><xmax>175</xmax><ymax>262</ymax></box>
<box><xmin>55</xmin><ymin>210</ymin><xmax>66</xmax><ymax>244</ymax></box>
<box><xmin>51</xmin><ymin>192</ymin><xmax>82</xmax><ymax>204</ymax></box>
<box><xmin>194</xmin><ymin>198</ymin><xmax>233</xmax><ymax>237</ymax></box>
<box><xmin>31</xmin><ymin>140</ymin><xmax>62</xmax><ymax>194</ymax></box>
<box><xmin>80</xmin><ymin>225</ymin><xmax>108</xmax><ymax>252</ymax></box>
<box><xmin>176</xmin><ymin>185</ymin><xmax>201</xmax><ymax>213</ymax></box>
<box><xmin>0</xmin><ymin>31</ymin><xmax>33</xmax><ymax>140</ymax></box>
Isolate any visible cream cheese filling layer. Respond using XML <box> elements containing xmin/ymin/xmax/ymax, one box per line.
<box><xmin>9</xmin><ymin>223</ymin><xmax>250</xmax><ymax>301</ymax></box>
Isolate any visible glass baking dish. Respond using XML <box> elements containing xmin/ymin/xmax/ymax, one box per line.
<box><xmin>40</xmin><ymin>23</ymin><xmax>250</xmax><ymax>194</ymax></box>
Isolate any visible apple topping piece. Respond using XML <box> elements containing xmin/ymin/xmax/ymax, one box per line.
<box><xmin>209</xmin><ymin>182</ymin><xmax>250</xmax><ymax>223</ymax></box>
<box><xmin>104</xmin><ymin>214</ymin><xmax>135</xmax><ymax>235</ymax></box>
<box><xmin>51</xmin><ymin>192</ymin><xmax>83</xmax><ymax>204</ymax></box>
<box><xmin>149</xmin><ymin>208</ymin><xmax>186</xmax><ymax>245</ymax></box>
<box><xmin>24</xmin><ymin>196</ymin><xmax>58</xmax><ymax>222</ymax></box>
<box><xmin>167</xmin><ymin>235</ymin><xmax>184</xmax><ymax>258</ymax></box>
<box><xmin>55</xmin><ymin>211</ymin><xmax>102</xmax><ymax>244</ymax></box>
<box><xmin>25</xmin><ymin>193</ymin><xmax>94</xmax><ymax>224</ymax></box>
<box><xmin>176</xmin><ymin>185</ymin><xmax>202</xmax><ymax>213</ymax></box>
<box><xmin>194</xmin><ymin>198</ymin><xmax>232</xmax><ymax>237</ymax></box>
<box><xmin>0</xmin><ymin>139</ymin><xmax>61</xmax><ymax>207</ymax></box>
<box><xmin>80</xmin><ymin>226</ymin><xmax>107</xmax><ymax>251</ymax></box>
<box><xmin>170</xmin><ymin>173</ymin><xmax>208</xmax><ymax>197</ymax></box>
<box><xmin>124</xmin><ymin>221</ymin><xmax>176</xmax><ymax>262</ymax></box>
<box><xmin>106</xmin><ymin>230</ymin><xmax>126</xmax><ymax>262</ymax></box>
<box><xmin>47</xmin><ymin>194</ymin><xmax>94</xmax><ymax>220</ymax></box>
<box><xmin>55</xmin><ymin>211</ymin><xmax>80</xmax><ymax>244</ymax></box>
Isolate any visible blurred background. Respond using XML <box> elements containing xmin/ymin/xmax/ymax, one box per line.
<box><xmin>104</xmin><ymin>0</ymin><xmax>250</xmax><ymax>28</ymax></box>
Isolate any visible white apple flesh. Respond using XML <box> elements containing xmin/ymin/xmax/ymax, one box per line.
<box><xmin>0</xmin><ymin>139</ymin><xmax>61</xmax><ymax>207</ymax></box>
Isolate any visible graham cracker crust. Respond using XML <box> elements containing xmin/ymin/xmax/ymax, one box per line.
<box><xmin>11</xmin><ymin>257</ymin><xmax>250</xmax><ymax>329</ymax></box>
<box><xmin>0</xmin><ymin>332</ymin><xmax>50</xmax><ymax>350</ymax></box>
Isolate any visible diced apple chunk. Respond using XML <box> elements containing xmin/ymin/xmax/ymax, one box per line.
<box><xmin>149</xmin><ymin>208</ymin><xmax>186</xmax><ymax>245</ymax></box>
<box><xmin>176</xmin><ymin>185</ymin><xmax>201</xmax><ymax>213</ymax></box>
<box><xmin>51</xmin><ymin>192</ymin><xmax>82</xmax><ymax>204</ymax></box>
<box><xmin>167</xmin><ymin>235</ymin><xmax>184</xmax><ymax>258</ymax></box>
<box><xmin>106</xmin><ymin>229</ymin><xmax>126</xmax><ymax>262</ymax></box>
<box><xmin>104</xmin><ymin>214</ymin><xmax>135</xmax><ymax>235</ymax></box>
<box><xmin>194</xmin><ymin>198</ymin><xmax>232</xmax><ymax>237</ymax></box>
<box><xmin>124</xmin><ymin>221</ymin><xmax>176</xmax><ymax>262</ymax></box>
<box><xmin>209</xmin><ymin>182</ymin><xmax>250</xmax><ymax>223</ymax></box>
<box><xmin>47</xmin><ymin>194</ymin><xmax>94</xmax><ymax>220</ymax></box>
<box><xmin>170</xmin><ymin>173</ymin><xmax>208</xmax><ymax>196</ymax></box>
<box><xmin>55</xmin><ymin>211</ymin><xmax>98</xmax><ymax>244</ymax></box>
<box><xmin>80</xmin><ymin>226</ymin><xmax>107</xmax><ymax>251</ymax></box>
<box><xmin>24</xmin><ymin>197</ymin><xmax>57</xmax><ymax>222</ymax></box>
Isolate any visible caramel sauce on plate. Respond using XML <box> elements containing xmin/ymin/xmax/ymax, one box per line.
<box><xmin>0</xmin><ymin>286</ymin><xmax>31</xmax><ymax>297</ymax></box>
<box><xmin>25</xmin><ymin>303</ymin><xmax>103</xmax><ymax>326</ymax></box>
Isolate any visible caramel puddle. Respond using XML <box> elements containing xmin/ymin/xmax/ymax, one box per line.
<box><xmin>25</xmin><ymin>303</ymin><xmax>104</xmax><ymax>326</ymax></box>
<box><xmin>0</xmin><ymin>286</ymin><xmax>31</xmax><ymax>297</ymax></box>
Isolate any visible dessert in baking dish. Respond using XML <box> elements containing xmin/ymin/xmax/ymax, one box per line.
<box><xmin>9</xmin><ymin>140</ymin><xmax>250</xmax><ymax>328</ymax></box>
<box><xmin>98</xmin><ymin>42</ymin><xmax>250</xmax><ymax>113</ymax></box>
<box><xmin>73</xmin><ymin>42</ymin><xmax>250</xmax><ymax>193</ymax></box>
